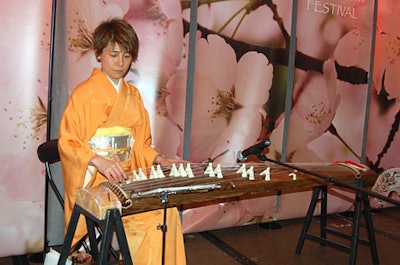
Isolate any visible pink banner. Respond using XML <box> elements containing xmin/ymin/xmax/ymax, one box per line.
<box><xmin>0</xmin><ymin>0</ymin><xmax>52</xmax><ymax>257</ymax></box>
<box><xmin>2</xmin><ymin>0</ymin><xmax>400</xmax><ymax>257</ymax></box>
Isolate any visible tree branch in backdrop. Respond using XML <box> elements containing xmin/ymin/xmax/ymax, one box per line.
<box><xmin>183</xmin><ymin>20</ymin><xmax>367</xmax><ymax>85</ymax></box>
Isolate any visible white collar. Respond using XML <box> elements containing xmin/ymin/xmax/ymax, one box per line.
<box><xmin>106</xmin><ymin>76</ymin><xmax>122</xmax><ymax>92</ymax></box>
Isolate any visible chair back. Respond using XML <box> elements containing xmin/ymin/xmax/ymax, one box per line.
<box><xmin>37</xmin><ymin>139</ymin><xmax>60</xmax><ymax>164</ymax></box>
<box><xmin>37</xmin><ymin>138</ymin><xmax>64</xmax><ymax>208</ymax></box>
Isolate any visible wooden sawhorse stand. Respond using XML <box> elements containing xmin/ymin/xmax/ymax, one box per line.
<box><xmin>57</xmin><ymin>204</ymin><xmax>132</xmax><ymax>265</ymax></box>
<box><xmin>295</xmin><ymin>179</ymin><xmax>379</xmax><ymax>265</ymax></box>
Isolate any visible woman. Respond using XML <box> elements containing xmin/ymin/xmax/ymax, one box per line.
<box><xmin>58</xmin><ymin>18</ymin><xmax>186</xmax><ymax>264</ymax></box>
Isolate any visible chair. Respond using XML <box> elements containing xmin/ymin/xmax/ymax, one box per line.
<box><xmin>28</xmin><ymin>139</ymin><xmax>64</xmax><ymax>263</ymax></box>
<box><xmin>37</xmin><ymin>139</ymin><xmax>91</xmax><ymax>254</ymax></box>
<box><xmin>37</xmin><ymin>139</ymin><xmax>120</xmax><ymax>261</ymax></box>
<box><xmin>37</xmin><ymin>139</ymin><xmax>64</xmax><ymax>208</ymax></box>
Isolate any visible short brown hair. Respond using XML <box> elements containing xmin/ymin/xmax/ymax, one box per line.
<box><xmin>93</xmin><ymin>18</ymin><xmax>139</xmax><ymax>61</ymax></box>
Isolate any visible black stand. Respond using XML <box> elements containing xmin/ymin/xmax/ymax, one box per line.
<box><xmin>159</xmin><ymin>193</ymin><xmax>169</xmax><ymax>265</ymax></box>
<box><xmin>295</xmin><ymin>179</ymin><xmax>379</xmax><ymax>265</ymax></box>
<box><xmin>58</xmin><ymin>204</ymin><xmax>132</xmax><ymax>265</ymax></box>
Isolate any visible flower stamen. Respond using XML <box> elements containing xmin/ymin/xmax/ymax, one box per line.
<box><xmin>69</xmin><ymin>16</ymin><xmax>94</xmax><ymax>53</ymax></box>
<box><xmin>306</xmin><ymin>101</ymin><xmax>330</xmax><ymax>125</ymax></box>
<box><xmin>209</xmin><ymin>89</ymin><xmax>242</xmax><ymax>123</ymax></box>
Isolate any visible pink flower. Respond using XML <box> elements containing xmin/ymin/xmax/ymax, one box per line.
<box><xmin>184</xmin><ymin>0</ymin><xmax>291</xmax><ymax>47</ymax></box>
<box><xmin>67</xmin><ymin>0</ymin><xmax>129</xmax><ymax>92</ymax></box>
<box><xmin>166</xmin><ymin>33</ymin><xmax>272</xmax><ymax>162</ymax></box>
<box><xmin>190</xmin><ymin>0</ymin><xmax>369</xmax><ymax>60</ymax></box>
<box><xmin>270</xmin><ymin>59</ymin><xmax>340</xmax><ymax>161</ymax></box>
<box><xmin>296</xmin><ymin>59</ymin><xmax>340</xmax><ymax>140</ymax></box>
<box><xmin>124</xmin><ymin>0</ymin><xmax>184</xmax><ymax>115</ymax></box>
<box><xmin>374</xmin><ymin>22</ymin><xmax>400</xmax><ymax>99</ymax></box>
<box><xmin>151</xmin><ymin>114</ymin><xmax>182</xmax><ymax>159</ymax></box>
<box><xmin>365</xmin><ymin>93</ymin><xmax>400</xmax><ymax>169</ymax></box>
<box><xmin>334</xmin><ymin>29</ymin><xmax>371</xmax><ymax>71</ymax></box>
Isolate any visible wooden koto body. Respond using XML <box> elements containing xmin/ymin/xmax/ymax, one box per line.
<box><xmin>75</xmin><ymin>162</ymin><xmax>377</xmax><ymax>220</ymax></box>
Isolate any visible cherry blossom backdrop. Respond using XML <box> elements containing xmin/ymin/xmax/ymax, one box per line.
<box><xmin>0</xmin><ymin>0</ymin><xmax>52</xmax><ymax>257</ymax></box>
<box><xmin>2</xmin><ymin>0</ymin><xmax>400</xmax><ymax>258</ymax></box>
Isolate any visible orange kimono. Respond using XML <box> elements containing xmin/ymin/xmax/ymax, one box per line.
<box><xmin>58</xmin><ymin>68</ymin><xmax>186</xmax><ymax>264</ymax></box>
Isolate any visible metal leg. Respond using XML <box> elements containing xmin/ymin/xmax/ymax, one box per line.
<box><xmin>86</xmin><ymin>217</ymin><xmax>99</xmax><ymax>261</ymax></box>
<box><xmin>97</xmin><ymin>209</ymin><xmax>132</xmax><ymax>265</ymax></box>
<box><xmin>160</xmin><ymin>193</ymin><xmax>169</xmax><ymax>265</ymax></box>
<box><xmin>58</xmin><ymin>205</ymin><xmax>131</xmax><ymax>265</ymax></box>
<box><xmin>97</xmin><ymin>210</ymin><xmax>113</xmax><ymax>265</ymax></box>
<box><xmin>361</xmin><ymin>181</ymin><xmax>379</xmax><ymax>265</ymax></box>
<box><xmin>349</xmin><ymin>179</ymin><xmax>379</xmax><ymax>265</ymax></box>
<box><xmin>295</xmin><ymin>186</ymin><xmax>323</xmax><ymax>254</ymax></box>
<box><xmin>320</xmin><ymin>186</ymin><xmax>328</xmax><ymax>243</ymax></box>
<box><xmin>58</xmin><ymin>205</ymin><xmax>81</xmax><ymax>265</ymax></box>
<box><xmin>349</xmin><ymin>189</ymin><xmax>362</xmax><ymax>265</ymax></box>
<box><xmin>296</xmin><ymin>180</ymin><xmax>379</xmax><ymax>265</ymax></box>
<box><xmin>113</xmin><ymin>210</ymin><xmax>133</xmax><ymax>265</ymax></box>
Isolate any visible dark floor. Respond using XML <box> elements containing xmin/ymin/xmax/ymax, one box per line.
<box><xmin>2</xmin><ymin>207</ymin><xmax>400</xmax><ymax>265</ymax></box>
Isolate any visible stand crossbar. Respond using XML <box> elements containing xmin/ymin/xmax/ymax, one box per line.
<box><xmin>295</xmin><ymin>179</ymin><xmax>379</xmax><ymax>265</ymax></box>
<box><xmin>57</xmin><ymin>204</ymin><xmax>132</xmax><ymax>265</ymax></box>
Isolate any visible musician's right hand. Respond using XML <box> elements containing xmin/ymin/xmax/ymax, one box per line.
<box><xmin>154</xmin><ymin>155</ymin><xmax>189</xmax><ymax>167</ymax></box>
<box><xmin>89</xmin><ymin>155</ymin><xmax>128</xmax><ymax>184</ymax></box>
